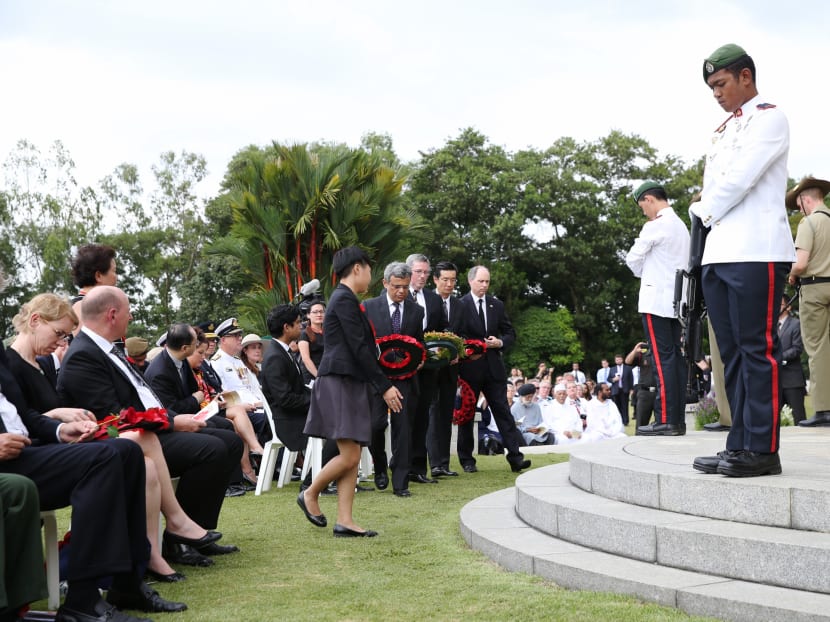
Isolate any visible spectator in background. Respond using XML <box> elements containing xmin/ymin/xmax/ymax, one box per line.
<box><xmin>583</xmin><ymin>383</ymin><xmax>626</xmax><ymax>442</ymax></box>
<box><xmin>240</xmin><ymin>334</ymin><xmax>264</xmax><ymax>379</ymax></box>
<box><xmin>596</xmin><ymin>359</ymin><xmax>611</xmax><ymax>384</ymax></box>
<box><xmin>298</xmin><ymin>301</ymin><xmax>326</xmax><ymax>383</ymax></box>
<box><xmin>626</xmin><ymin>341</ymin><xmax>657</xmax><ymax>429</ymax></box>
<box><xmin>125</xmin><ymin>337</ymin><xmax>150</xmax><ymax>375</ymax></box>
<box><xmin>571</xmin><ymin>363</ymin><xmax>586</xmax><ymax>384</ymax></box>
<box><xmin>778</xmin><ymin>295</ymin><xmax>806</xmax><ymax>423</ymax></box>
<box><xmin>546</xmin><ymin>383</ymin><xmax>582</xmax><ymax>445</ymax></box>
<box><xmin>511</xmin><ymin>384</ymin><xmax>554</xmax><ymax>446</ymax></box>
<box><xmin>609</xmin><ymin>354</ymin><xmax>633</xmax><ymax>425</ymax></box>
<box><xmin>69</xmin><ymin>243</ymin><xmax>118</xmax><ymax>326</ymax></box>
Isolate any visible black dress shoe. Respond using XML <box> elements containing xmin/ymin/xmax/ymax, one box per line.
<box><xmin>717</xmin><ymin>451</ymin><xmax>782</xmax><ymax>477</ymax></box>
<box><xmin>163</xmin><ymin>529</ymin><xmax>221</xmax><ymax>549</ymax></box>
<box><xmin>462</xmin><ymin>464</ymin><xmax>478</xmax><ymax>473</ymax></box>
<box><xmin>107</xmin><ymin>582</ymin><xmax>188</xmax><ymax>613</ymax></box>
<box><xmin>56</xmin><ymin>601</ymin><xmax>153</xmax><ymax>622</ymax></box>
<box><xmin>431</xmin><ymin>466</ymin><xmax>459</xmax><ymax>477</ymax></box>
<box><xmin>393</xmin><ymin>489</ymin><xmax>411</xmax><ymax>497</ymax></box>
<box><xmin>321</xmin><ymin>483</ymin><xmax>338</xmax><ymax>496</ymax></box>
<box><xmin>409</xmin><ymin>473</ymin><xmax>438</xmax><ymax>484</ymax></box>
<box><xmin>355</xmin><ymin>484</ymin><xmax>375</xmax><ymax>493</ymax></box>
<box><xmin>374</xmin><ymin>471</ymin><xmax>389</xmax><ymax>490</ymax></box>
<box><xmin>146</xmin><ymin>567</ymin><xmax>186</xmax><ymax>582</ymax></box>
<box><xmin>225</xmin><ymin>484</ymin><xmax>246</xmax><ymax>497</ymax></box>
<box><xmin>798</xmin><ymin>411</ymin><xmax>830</xmax><ymax>427</ymax></box>
<box><xmin>297</xmin><ymin>491</ymin><xmax>327</xmax><ymax>527</ymax></box>
<box><xmin>509</xmin><ymin>459</ymin><xmax>531</xmax><ymax>473</ymax></box>
<box><xmin>197</xmin><ymin>541</ymin><xmax>239</xmax><ymax>555</ymax></box>
<box><xmin>637</xmin><ymin>422</ymin><xmax>686</xmax><ymax>436</ymax></box>
<box><xmin>703</xmin><ymin>422</ymin><xmax>731</xmax><ymax>431</ymax></box>
<box><xmin>333</xmin><ymin>523</ymin><xmax>378</xmax><ymax>538</ymax></box>
<box><xmin>161</xmin><ymin>540</ymin><xmax>214</xmax><ymax>567</ymax></box>
<box><xmin>693</xmin><ymin>449</ymin><xmax>738</xmax><ymax>474</ymax></box>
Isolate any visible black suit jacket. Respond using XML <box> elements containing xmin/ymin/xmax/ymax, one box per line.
<box><xmin>0</xmin><ymin>343</ymin><xmax>60</xmax><ymax>441</ymax></box>
<box><xmin>418</xmin><ymin>288</ymin><xmax>448</xmax><ymax>333</ymax></box>
<box><xmin>364</xmin><ymin>294</ymin><xmax>425</xmax><ymax>343</ymax></box>
<box><xmin>779</xmin><ymin>315</ymin><xmax>805</xmax><ymax>389</ymax></box>
<box><xmin>36</xmin><ymin>353</ymin><xmax>58</xmax><ymax>389</ymax></box>
<box><xmin>58</xmin><ymin>330</ymin><xmax>177</xmax><ymax>423</ymax></box>
<box><xmin>317</xmin><ymin>284</ymin><xmax>393</xmax><ymax>396</ymax></box>
<box><xmin>144</xmin><ymin>350</ymin><xmax>201</xmax><ymax>414</ymax></box>
<box><xmin>609</xmin><ymin>363</ymin><xmax>634</xmax><ymax>394</ymax></box>
<box><xmin>457</xmin><ymin>293</ymin><xmax>515</xmax><ymax>382</ymax></box>
<box><xmin>261</xmin><ymin>342</ymin><xmax>311</xmax><ymax>451</ymax></box>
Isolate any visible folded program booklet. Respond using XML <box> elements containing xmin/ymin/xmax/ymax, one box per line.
<box><xmin>194</xmin><ymin>391</ymin><xmax>242</xmax><ymax>421</ymax></box>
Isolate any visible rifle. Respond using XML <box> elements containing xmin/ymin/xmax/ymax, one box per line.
<box><xmin>674</xmin><ymin>214</ymin><xmax>709</xmax><ymax>403</ymax></box>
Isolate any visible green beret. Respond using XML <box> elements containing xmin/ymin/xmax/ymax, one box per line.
<box><xmin>633</xmin><ymin>181</ymin><xmax>664</xmax><ymax>203</ymax></box>
<box><xmin>703</xmin><ymin>43</ymin><xmax>749</xmax><ymax>82</ymax></box>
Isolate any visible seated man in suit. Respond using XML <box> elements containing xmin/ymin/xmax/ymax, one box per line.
<box><xmin>57</xmin><ymin>286</ymin><xmax>242</xmax><ymax>568</ymax></box>
<box><xmin>261</xmin><ymin>305</ymin><xmax>311</xmax><ymax>453</ymax></box>
<box><xmin>0</xmin><ymin>338</ymin><xmax>184</xmax><ymax>621</ymax></box>
<box><xmin>364</xmin><ymin>262</ymin><xmax>425</xmax><ymax>497</ymax></box>
<box><xmin>145</xmin><ymin>323</ymin><xmax>264</xmax><ymax>490</ymax></box>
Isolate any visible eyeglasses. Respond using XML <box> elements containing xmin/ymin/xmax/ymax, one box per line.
<box><xmin>412</xmin><ymin>269</ymin><xmax>431</xmax><ymax>275</ymax></box>
<box><xmin>45</xmin><ymin>321</ymin><xmax>72</xmax><ymax>342</ymax></box>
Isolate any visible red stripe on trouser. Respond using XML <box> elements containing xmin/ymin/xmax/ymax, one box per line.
<box><xmin>646</xmin><ymin>314</ymin><xmax>668</xmax><ymax>424</ymax></box>
<box><xmin>765</xmin><ymin>262</ymin><xmax>780</xmax><ymax>451</ymax></box>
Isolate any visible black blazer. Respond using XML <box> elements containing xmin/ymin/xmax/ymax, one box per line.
<box><xmin>364</xmin><ymin>294</ymin><xmax>425</xmax><ymax>343</ymax></box>
<box><xmin>779</xmin><ymin>315</ymin><xmax>805</xmax><ymax>389</ymax></box>
<box><xmin>0</xmin><ymin>343</ymin><xmax>60</xmax><ymax>441</ymax></box>
<box><xmin>261</xmin><ymin>342</ymin><xmax>311</xmax><ymax>451</ymax></box>
<box><xmin>144</xmin><ymin>350</ymin><xmax>202</xmax><ymax>414</ymax></box>
<box><xmin>57</xmin><ymin>330</ymin><xmax>177</xmax><ymax>423</ymax></box>
<box><xmin>36</xmin><ymin>354</ymin><xmax>58</xmax><ymax>389</ymax></box>
<box><xmin>316</xmin><ymin>284</ymin><xmax>393</xmax><ymax>396</ymax></box>
<box><xmin>441</xmin><ymin>294</ymin><xmax>464</xmax><ymax>335</ymax></box>
<box><xmin>457</xmin><ymin>293</ymin><xmax>515</xmax><ymax>382</ymax></box>
<box><xmin>609</xmin><ymin>363</ymin><xmax>634</xmax><ymax>394</ymax></box>
<box><xmin>420</xmin><ymin>288</ymin><xmax>448</xmax><ymax>333</ymax></box>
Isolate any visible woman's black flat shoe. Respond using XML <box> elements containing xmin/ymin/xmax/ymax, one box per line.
<box><xmin>146</xmin><ymin>568</ymin><xmax>186</xmax><ymax>582</ymax></box>
<box><xmin>333</xmin><ymin>524</ymin><xmax>377</xmax><ymax>538</ymax></box>
<box><xmin>297</xmin><ymin>492</ymin><xmax>327</xmax><ymax>527</ymax></box>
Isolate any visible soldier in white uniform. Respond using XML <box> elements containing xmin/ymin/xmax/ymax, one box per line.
<box><xmin>211</xmin><ymin>318</ymin><xmax>265</xmax><ymax>406</ymax></box>
<box><xmin>691</xmin><ymin>44</ymin><xmax>796</xmax><ymax>478</ymax></box>
<box><xmin>626</xmin><ymin>181</ymin><xmax>691</xmax><ymax>436</ymax></box>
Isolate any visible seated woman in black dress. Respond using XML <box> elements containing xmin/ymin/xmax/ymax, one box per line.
<box><xmin>299</xmin><ymin>247</ymin><xmax>403</xmax><ymax>537</ymax></box>
<box><xmin>7</xmin><ymin>293</ymin><xmax>215</xmax><ymax>582</ymax></box>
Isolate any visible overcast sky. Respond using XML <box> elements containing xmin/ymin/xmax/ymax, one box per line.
<box><xmin>1</xmin><ymin>1</ymin><xmax>828</xmax><ymax>200</ymax></box>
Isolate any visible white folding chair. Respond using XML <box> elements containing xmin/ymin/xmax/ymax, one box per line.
<box><xmin>41</xmin><ymin>510</ymin><xmax>60</xmax><ymax>610</ymax></box>
<box><xmin>255</xmin><ymin>401</ymin><xmax>285</xmax><ymax>495</ymax></box>
<box><xmin>299</xmin><ymin>436</ymin><xmax>323</xmax><ymax>483</ymax></box>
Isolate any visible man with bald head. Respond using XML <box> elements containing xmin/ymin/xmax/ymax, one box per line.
<box><xmin>58</xmin><ymin>286</ymin><xmax>242</xmax><ymax>566</ymax></box>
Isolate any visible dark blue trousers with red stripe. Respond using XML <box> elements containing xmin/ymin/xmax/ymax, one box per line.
<box><xmin>702</xmin><ymin>262</ymin><xmax>787</xmax><ymax>454</ymax></box>
<box><xmin>641</xmin><ymin>313</ymin><xmax>685</xmax><ymax>425</ymax></box>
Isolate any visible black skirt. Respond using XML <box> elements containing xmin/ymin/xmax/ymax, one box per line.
<box><xmin>303</xmin><ymin>374</ymin><xmax>373</xmax><ymax>445</ymax></box>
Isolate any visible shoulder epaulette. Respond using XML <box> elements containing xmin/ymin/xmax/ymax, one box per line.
<box><xmin>756</xmin><ymin>103</ymin><xmax>776</xmax><ymax>110</ymax></box>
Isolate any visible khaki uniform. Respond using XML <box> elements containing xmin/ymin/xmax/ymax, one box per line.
<box><xmin>795</xmin><ymin>206</ymin><xmax>830</xmax><ymax>411</ymax></box>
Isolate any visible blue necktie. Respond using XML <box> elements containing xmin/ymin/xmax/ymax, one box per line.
<box><xmin>392</xmin><ymin>302</ymin><xmax>401</xmax><ymax>334</ymax></box>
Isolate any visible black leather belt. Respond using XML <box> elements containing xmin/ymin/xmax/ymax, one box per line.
<box><xmin>800</xmin><ymin>276</ymin><xmax>830</xmax><ymax>285</ymax></box>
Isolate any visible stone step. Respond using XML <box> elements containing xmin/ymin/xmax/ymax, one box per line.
<box><xmin>461</xmin><ymin>487</ymin><xmax>830</xmax><ymax>622</ymax></box>
<box><xmin>566</xmin><ymin>428</ymin><xmax>830</xmax><ymax>532</ymax></box>
<box><xmin>516</xmin><ymin>463</ymin><xmax>830</xmax><ymax>594</ymax></box>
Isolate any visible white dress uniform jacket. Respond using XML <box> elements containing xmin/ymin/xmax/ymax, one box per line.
<box><xmin>690</xmin><ymin>94</ymin><xmax>796</xmax><ymax>265</ymax></box>
<box><xmin>626</xmin><ymin>207</ymin><xmax>691</xmax><ymax>318</ymax></box>
<box><xmin>211</xmin><ymin>349</ymin><xmax>265</xmax><ymax>405</ymax></box>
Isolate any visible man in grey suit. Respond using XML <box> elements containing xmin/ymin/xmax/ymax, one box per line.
<box><xmin>363</xmin><ymin>262</ymin><xmax>425</xmax><ymax>497</ymax></box>
<box><xmin>779</xmin><ymin>295</ymin><xmax>806</xmax><ymax>423</ymax></box>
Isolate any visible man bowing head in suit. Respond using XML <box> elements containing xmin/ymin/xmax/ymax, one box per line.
<box><xmin>458</xmin><ymin>266</ymin><xmax>530</xmax><ymax>473</ymax></box>
<box><xmin>364</xmin><ymin>262</ymin><xmax>425</xmax><ymax>497</ymax></box>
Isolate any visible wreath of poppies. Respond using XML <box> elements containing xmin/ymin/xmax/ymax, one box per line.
<box><xmin>463</xmin><ymin>339</ymin><xmax>487</xmax><ymax>360</ymax></box>
<box><xmin>93</xmin><ymin>407</ymin><xmax>170</xmax><ymax>440</ymax></box>
<box><xmin>423</xmin><ymin>331</ymin><xmax>463</xmax><ymax>369</ymax></box>
<box><xmin>452</xmin><ymin>378</ymin><xmax>477</xmax><ymax>425</ymax></box>
<box><xmin>376</xmin><ymin>334</ymin><xmax>426</xmax><ymax>380</ymax></box>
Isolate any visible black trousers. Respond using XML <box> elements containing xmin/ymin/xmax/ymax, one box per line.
<box><xmin>782</xmin><ymin>386</ymin><xmax>807</xmax><ymax>424</ymax></box>
<box><xmin>642</xmin><ymin>313</ymin><xmax>685</xmax><ymax>426</ymax></box>
<box><xmin>458</xmin><ymin>362</ymin><xmax>525</xmax><ymax>468</ymax></box>
<box><xmin>0</xmin><ymin>439</ymin><xmax>148</xmax><ymax>582</ymax></box>
<box><xmin>703</xmin><ymin>261</ymin><xmax>787</xmax><ymax>454</ymax></box>
<box><xmin>635</xmin><ymin>387</ymin><xmax>657</xmax><ymax>427</ymax></box>
<box><xmin>410</xmin><ymin>368</ymin><xmax>437</xmax><ymax>476</ymax></box>
<box><xmin>427</xmin><ymin>365</ymin><xmax>458</xmax><ymax>470</ymax></box>
<box><xmin>369</xmin><ymin>379</ymin><xmax>414</xmax><ymax>492</ymax></box>
<box><xmin>158</xmin><ymin>427</ymin><xmax>242</xmax><ymax>529</ymax></box>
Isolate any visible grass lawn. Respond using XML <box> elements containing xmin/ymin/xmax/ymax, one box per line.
<box><xmin>38</xmin><ymin>451</ymin><xmax>719</xmax><ymax>621</ymax></box>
